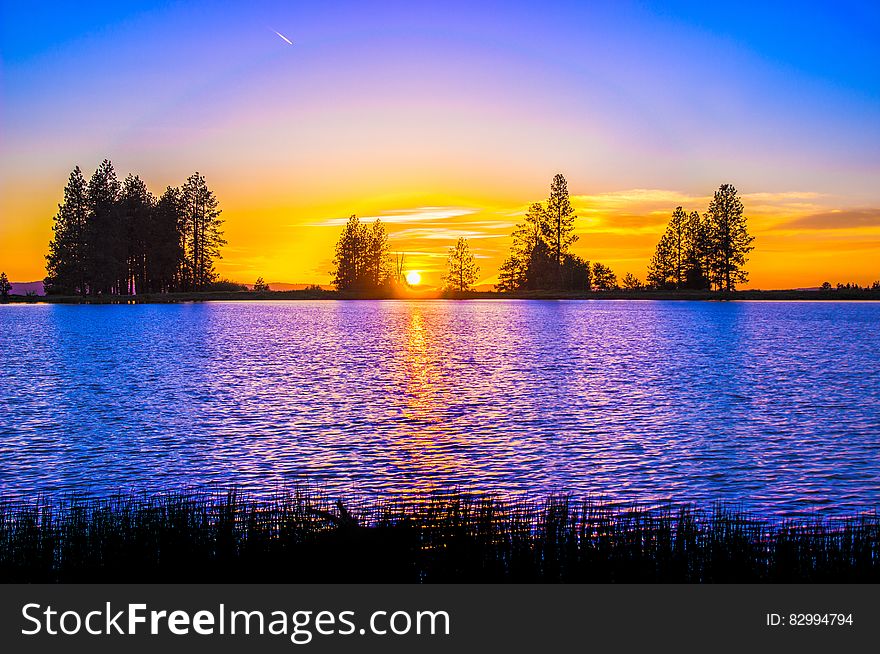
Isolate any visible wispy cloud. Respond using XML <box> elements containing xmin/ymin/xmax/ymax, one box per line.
<box><xmin>780</xmin><ymin>208</ymin><xmax>880</xmax><ymax>230</ymax></box>
<box><xmin>307</xmin><ymin>206</ymin><xmax>477</xmax><ymax>227</ymax></box>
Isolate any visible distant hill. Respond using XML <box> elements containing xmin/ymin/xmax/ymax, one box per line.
<box><xmin>10</xmin><ymin>281</ymin><xmax>45</xmax><ymax>296</ymax></box>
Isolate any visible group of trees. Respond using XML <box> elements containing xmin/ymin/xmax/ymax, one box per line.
<box><xmin>330</xmin><ymin>219</ymin><xmax>482</xmax><ymax>292</ymax></box>
<box><xmin>332</xmin><ymin>173</ymin><xmax>756</xmax><ymax>294</ymax></box>
<box><xmin>44</xmin><ymin>160</ymin><xmax>225</xmax><ymax>296</ymax></box>
<box><xmin>331</xmin><ymin>215</ymin><xmax>391</xmax><ymax>291</ymax></box>
<box><xmin>647</xmin><ymin>184</ymin><xmax>754</xmax><ymax>291</ymax></box>
<box><xmin>496</xmin><ymin>174</ymin><xmax>592</xmax><ymax>291</ymax></box>
<box><xmin>821</xmin><ymin>280</ymin><xmax>880</xmax><ymax>291</ymax></box>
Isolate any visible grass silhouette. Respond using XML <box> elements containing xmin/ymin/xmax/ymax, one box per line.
<box><xmin>1</xmin><ymin>489</ymin><xmax>877</xmax><ymax>582</ymax></box>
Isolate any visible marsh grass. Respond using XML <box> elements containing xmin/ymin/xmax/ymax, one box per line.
<box><xmin>0</xmin><ymin>490</ymin><xmax>877</xmax><ymax>582</ymax></box>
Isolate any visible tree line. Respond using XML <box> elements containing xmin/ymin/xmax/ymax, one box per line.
<box><xmin>327</xmin><ymin>174</ymin><xmax>757</xmax><ymax>293</ymax></box>
<box><xmin>647</xmin><ymin>184</ymin><xmax>754</xmax><ymax>291</ymax></box>
<box><xmin>44</xmin><ymin>160</ymin><xmax>225</xmax><ymax>296</ymax></box>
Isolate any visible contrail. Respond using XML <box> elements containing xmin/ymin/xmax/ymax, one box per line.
<box><xmin>273</xmin><ymin>30</ymin><xmax>293</xmax><ymax>46</ymax></box>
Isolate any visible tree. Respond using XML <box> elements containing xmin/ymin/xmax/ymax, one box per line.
<box><xmin>365</xmin><ymin>219</ymin><xmax>390</xmax><ymax>288</ymax></box>
<box><xmin>592</xmin><ymin>262</ymin><xmax>617</xmax><ymax>290</ymax></box>
<box><xmin>181</xmin><ymin>172</ymin><xmax>225</xmax><ymax>291</ymax></box>
<box><xmin>560</xmin><ymin>254</ymin><xmax>590</xmax><ymax>290</ymax></box>
<box><xmin>84</xmin><ymin>159</ymin><xmax>124</xmax><ymax>295</ymax></box>
<box><xmin>820</xmin><ymin>281</ymin><xmax>833</xmax><ymax>290</ymax></box>
<box><xmin>331</xmin><ymin>216</ymin><xmax>389</xmax><ymax>291</ymax></box>
<box><xmin>43</xmin><ymin>161</ymin><xmax>220</xmax><ymax>296</ymax></box>
<box><xmin>332</xmin><ymin>215</ymin><xmax>365</xmax><ymax>291</ymax></box>
<box><xmin>647</xmin><ymin>206</ymin><xmax>696</xmax><ymax>290</ymax></box>
<box><xmin>497</xmin><ymin>202</ymin><xmax>545</xmax><ymax>291</ymax></box>
<box><xmin>444</xmin><ymin>237</ymin><xmax>480</xmax><ymax>292</ymax></box>
<box><xmin>705</xmin><ymin>184</ymin><xmax>754</xmax><ymax>291</ymax></box>
<box><xmin>0</xmin><ymin>272</ymin><xmax>11</xmax><ymax>301</ymax></box>
<box><xmin>496</xmin><ymin>175</ymin><xmax>582</xmax><ymax>293</ymax></box>
<box><xmin>621</xmin><ymin>272</ymin><xmax>643</xmax><ymax>290</ymax></box>
<box><xmin>646</xmin><ymin>231</ymin><xmax>675</xmax><ymax>290</ymax></box>
<box><xmin>541</xmin><ymin>173</ymin><xmax>578</xmax><ymax>284</ymax></box>
<box><xmin>149</xmin><ymin>187</ymin><xmax>185</xmax><ymax>293</ymax></box>
<box><xmin>683</xmin><ymin>210</ymin><xmax>711</xmax><ymax>290</ymax></box>
<box><xmin>45</xmin><ymin>166</ymin><xmax>89</xmax><ymax>296</ymax></box>
<box><xmin>254</xmin><ymin>277</ymin><xmax>270</xmax><ymax>292</ymax></box>
<box><xmin>119</xmin><ymin>174</ymin><xmax>155</xmax><ymax>294</ymax></box>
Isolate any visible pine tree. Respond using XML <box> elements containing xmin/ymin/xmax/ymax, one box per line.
<box><xmin>181</xmin><ymin>173</ymin><xmax>225</xmax><ymax>291</ymax></box>
<box><xmin>683</xmin><ymin>210</ymin><xmax>710</xmax><ymax>290</ymax></box>
<box><xmin>45</xmin><ymin>166</ymin><xmax>89</xmax><ymax>295</ymax></box>
<box><xmin>496</xmin><ymin>202</ymin><xmax>545</xmax><ymax>291</ymax></box>
<box><xmin>541</xmin><ymin>173</ymin><xmax>578</xmax><ymax>284</ymax></box>
<box><xmin>366</xmin><ymin>219</ymin><xmax>390</xmax><ymax>288</ymax></box>
<box><xmin>332</xmin><ymin>215</ymin><xmax>365</xmax><ymax>291</ymax></box>
<box><xmin>592</xmin><ymin>262</ymin><xmax>617</xmax><ymax>290</ymax></box>
<box><xmin>444</xmin><ymin>237</ymin><xmax>480</xmax><ymax>292</ymax></box>
<box><xmin>0</xmin><ymin>272</ymin><xmax>11</xmax><ymax>301</ymax></box>
<box><xmin>705</xmin><ymin>184</ymin><xmax>754</xmax><ymax>291</ymax></box>
<box><xmin>621</xmin><ymin>272</ymin><xmax>643</xmax><ymax>290</ymax></box>
<box><xmin>253</xmin><ymin>277</ymin><xmax>270</xmax><ymax>292</ymax></box>
<box><xmin>149</xmin><ymin>187</ymin><xmax>185</xmax><ymax>293</ymax></box>
<box><xmin>119</xmin><ymin>174</ymin><xmax>155</xmax><ymax>294</ymax></box>
<box><xmin>84</xmin><ymin>160</ymin><xmax>123</xmax><ymax>295</ymax></box>
<box><xmin>647</xmin><ymin>231</ymin><xmax>676</xmax><ymax>290</ymax></box>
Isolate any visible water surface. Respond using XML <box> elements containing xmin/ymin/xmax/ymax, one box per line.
<box><xmin>2</xmin><ymin>300</ymin><xmax>879</xmax><ymax>517</ymax></box>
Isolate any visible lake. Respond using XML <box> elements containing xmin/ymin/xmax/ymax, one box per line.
<box><xmin>1</xmin><ymin>300</ymin><xmax>879</xmax><ymax>517</ymax></box>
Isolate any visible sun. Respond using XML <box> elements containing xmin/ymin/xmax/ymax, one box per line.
<box><xmin>405</xmin><ymin>271</ymin><xmax>421</xmax><ymax>286</ymax></box>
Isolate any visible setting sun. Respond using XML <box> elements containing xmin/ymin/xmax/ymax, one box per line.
<box><xmin>405</xmin><ymin>271</ymin><xmax>422</xmax><ymax>286</ymax></box>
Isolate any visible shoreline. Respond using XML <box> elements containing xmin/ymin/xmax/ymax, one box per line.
<box><xmin>6</xmin><ymin>288</ymin><xmax>880</xmax><ymax>304</ymax></box>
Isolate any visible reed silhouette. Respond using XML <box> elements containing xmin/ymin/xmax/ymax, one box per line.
<box><xmin>1</xmin><ymin>490</ymin><xmax>877</xmax><ymax>583</ymax></box>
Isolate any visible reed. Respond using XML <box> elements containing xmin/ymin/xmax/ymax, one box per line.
<box><xmin>0</xmin><ymin>490</ymin><xmax>876</xmax><ymax>582</ymax></box>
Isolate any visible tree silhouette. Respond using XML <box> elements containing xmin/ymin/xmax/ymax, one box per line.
<box><xmin>181</xmin><ymin>173</ymin><xmax>225</xmax><ymax>291</ymax></box>
<box><xmin>706</xmin><ymin>184</ymin><xmax>754</xmax><ymax>291</ymax></box>
<box><xmin>592</xmin><ymin>262</ymin><xmax>617</xmax><ymax>290</ymax></box>
<box><xmin>497</xmin><ymin>175</ymin><xmax>586</xmax><ymax>291</ymax></box>
<box><xmin>45</xmin><ymin>166</ymin><xmax>89</xmax><ymax>296</ymax></box>
<box><xmin>44</xmin><ymin>161</ymin><xmax>224</xmax><ymax>296</ymax></box>
<box><xmin>119</xmin><ymin>174</ymin><xmax>155</xmax><ymax>294</ymax></box>
<box><xmin>149</xmin><ymin>187</ymin><xmax>186</xmax><ymax>293</ymax></box>
<box><xmin>85</xmin><ymin>159</ymin><xmax>123</xmax><ymax>295</ymax></box>
<box><xmin>332</xmin><ymin>215</ymin><xmax>390</xmax><ymax>291</ymax></box>
<box><xmin>647</xmin><ymin>186</ymin><xmax>753</xmax><ymax>291</ymax></box>
<box><xmin>444</xmin><ymin>237</ymin><xmax>480</xmax><ymax>291</ymax></box>
<box><xmin>365</xmin><ymin>219</ymin><xmax>390</xmax><ymax>288</ymax></box>
<box><xmin>647</xmin><ymin>230</ymin><xmax>676</xmax><ymax>290</ymax></box>
<box><xmin>621</xmin><ymin>272</ymin><xmax>643</xmax><ymax>290</ymax></box>
<box><xmin>648</xmin><ymin>206</ymin><xmax>710</xmax><ymax>290</ymax></box>
<box><xmin>541</xmin><ymin>173</ymin><xmax>578</xmax><ymax>284</ymax></box>
<box><xmin>253</xmin><ymin>277</ymin><xmax>270</xmax><ymax>292</ymax></box>
<box><xmin>497</xmin><ymin>202</ymin><xmax>545</xmax><ymax>291</ymax></box>
<box><xmin>0</xmin><ymin>272</ymin><xmax>11</xmax><ymax>301</ymax></box>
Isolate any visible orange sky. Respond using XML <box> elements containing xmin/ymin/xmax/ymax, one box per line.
<box><xmin>2</xmin><ymin>175</ymin><xmax>880</xmax><ymax>289</ymax></box>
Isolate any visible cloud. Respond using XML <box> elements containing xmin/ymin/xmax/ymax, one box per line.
<box><xmin>782</xmin><ymin>209</ymin><xmax>880</xmax><ymax>230</ymax></box>
<box><xmin>307</xmin><ymin>206</ymin><xmax>477</xmax><ymax>227</ymax></box>
<box><xmin>740</xmin><ymin>191</ymin><xmax>826</xmax><ymax>202</ymax></box>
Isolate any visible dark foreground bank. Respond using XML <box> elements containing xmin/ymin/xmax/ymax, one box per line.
<box><xmin>1</xmin><ymin>491</ymin><xmax>877</xmax><ymax>583</ymax></box>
